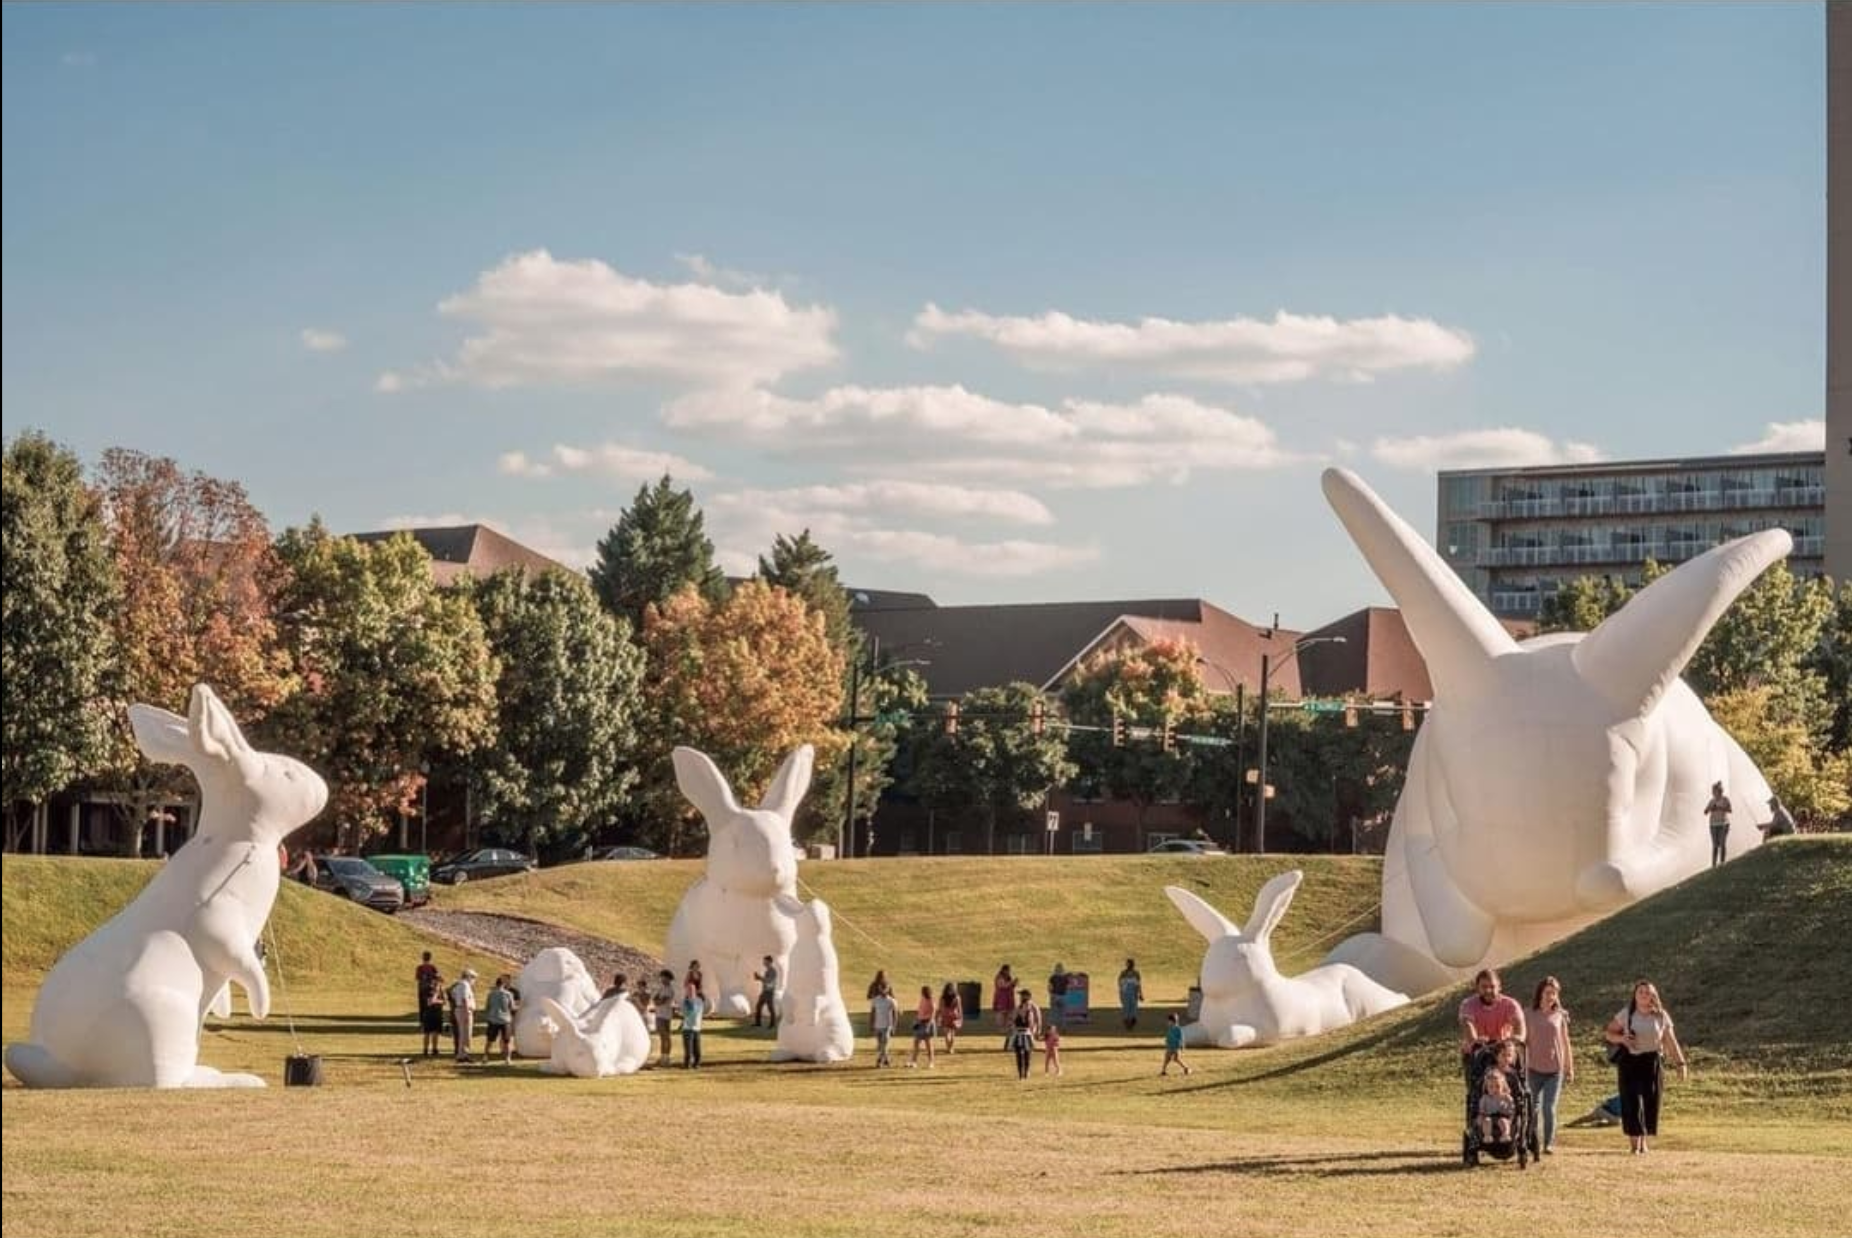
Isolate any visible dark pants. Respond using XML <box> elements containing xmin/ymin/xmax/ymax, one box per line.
<box><xmin>1710</xmin><ymin>825</ymin><xmax>1729</xmax><ymax>866</ymax></box>
<box><xmin>1617</xmin><ymin>1051</ymin><xmax>1663</xmax><ymax>1136</ymax></box>
<box><xmin>682</xmin><ymin>1028</ymin><xmax>703</xmax><ymax>1068</ymax></box>
<box><xmin>1012</xmin><ymin>1032</ymin><xmax>1033</xmax><ymax>1079</ymax></box>
<box><xmin>753</xmin><ymin>990</ymin><xmax>778</xmax><ymax>1028</ymax></box>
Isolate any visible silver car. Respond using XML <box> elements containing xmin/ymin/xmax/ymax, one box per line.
<box><xmin>314</xmin><ymin>855</ymin><xmax>406</xmax><ymax>913</ymax></box>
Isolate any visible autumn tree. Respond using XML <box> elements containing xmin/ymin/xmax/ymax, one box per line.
<box><xmin>463</xmin><ymin>567</ymin><xmax>645</xmax><ymax>858</ymax></box>
<box><xmin>91</xmin><ymin>449</ymin><xmax>296</xmax><ymax>854</ymax></box>
<box><xmin>1060</xmin><ymin>639</ymin><xmax>1208</xmax><ymax>835</ymax></box>
<box><xmin>1707</xmin><ymin>685</ymin><xmax>1852</xmax><ymax>824</ymax></box>
<box><xmin>1</xmin><ymin>432</ymin><xmax>119</xmax><ymax>844</ymax></box>
<box><xmin>267</xmin><ymin>523</ymin><xmax>498</xmax><ymax>850</ymax></box>
<box><xmin>589</xmin><ymin>475</ymin><xmax>727</xmax><ymax>632</ymax></box>
<box><xmin>634</xmin><ymin>579</ymin><xmax>846</xmax><ymax>853</ymax></box>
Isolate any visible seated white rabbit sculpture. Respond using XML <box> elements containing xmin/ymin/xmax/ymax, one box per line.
<box><xmin>1168</xmin><ymin>870</ymin><xmax>1407</xmax><ymax>1049</ymax></box>
<box><xmin>512</xmin><ymin>947</ymin><xmax>605</xmax><ymax>1060</ymax></box>
<box><xmin>665</xmin><ymin>746</ymin><xmax>810</xmax><ymax>1018</ymax></box>
<box><xmin>4</xmin><ymin>685</ymin><xmax>328</xmax><ymax>1088</ymax></box>
<box><xmin>770</xmin><ymin>897</ymin><xmax>854</xmax><ymax>1064</ymax></box>
<box><xmin>537</xmin><ymin>994</ymin><xmax>652</xmax><ymax>1078</ymax></box>
<box><xmin>1319</xmin><ymin>469</ymin><xmax>1782</xmax><ymax>995</ymax></box>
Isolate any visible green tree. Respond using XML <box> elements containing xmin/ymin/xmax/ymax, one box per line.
<box><xmin>1</xmin><ymin>432</ymin><xmax>119</xmax><ymax>836</ymax></box>
<box><xmin>1708</xmin><ymin>685</ymin><xmax>1852</xmax><ymax>824</ymax></box>
<box><xmin>1263</xmin><ymin>704</ymin><xmax>1417</xmax><ymax>851</ymax></box>
<box><xmin>464</xmin><ymin>567</ymin><xmax>645</xmax><ymax>859</ymax></box>
<box><xmin>811</xmin><ymin>660</ymin><xmax>930</xmax><ymax>851</ymax></box>
<box><xmin>1685</xmin><ymin>560</ymin><xmax>1832</xmax><ymax>741</ymax></box>
<box><xmin>757</xmin><ymin>529</ymin><xmax>854</xmax><ymax>652</ymax></box>
<box><xmin>911</xmin><ymin>682</ymin><xmax>1074</xmax><ymax>855</ymax></box>
<box><xmin>1809</xmin><ymin>580</ymin><xmax>1851</xmax><ymax>755</ymax></box>
<box><xmin>267</xmin><ymin>523</ymin><xmax>499</xmax><ymax>850</ymax></box>
<box><xmin>1536</xmin><ymin>560</ymin><xmax>1668</xmax><ymax>634</ymax></box>
<box><xmin>588</xmin><ymin>475</ymin><xmax>727</xmax><ymax>632</ymax></box>
<box><xmin>1060</xmin><ymin>639</ymin><xmax>1207</xmax><ymax>836</ymax></box>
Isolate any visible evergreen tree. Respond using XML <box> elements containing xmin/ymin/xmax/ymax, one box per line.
<box><xmin>1</xmin><ymin>432</ymin><xmax>119</xmax><ymax>835</ymax></box>
<box><xmin>588</xmin><ymin>475</ymin><xmax>727</xmax><ymax>631</ymax></box>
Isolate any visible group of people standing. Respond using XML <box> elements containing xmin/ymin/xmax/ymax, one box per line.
<box><xmin>1458</xmin><ymin>967</ymin><xmax>1689</xmax><ymax>1157</ymax></box>
<box><xmin>413</xmin><ymin>952</ymin><xmax>517</xmax><ymax>1064</ymax></box>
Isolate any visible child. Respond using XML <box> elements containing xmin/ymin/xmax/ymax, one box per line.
<box><xmin>937</xmin><ymin>982</ymin><xmax>963</xmax><ymax>1055</ymax></box>
<box><xmin>483</xmin><ymin>974</ymin><xmax>517</xmax><ymax>1064</ymax></box>
<box><xmin>870</xmin><ymin>982</ymin><xmax>898</xmax><ymax>1068</ymax></box>
<box><xmin>1042</xmin><ymin>1016</ymin><xmax>1063</xmax><ymax>1076</ymax></box>
<box><xmin>908</xmin><ymin>985</ymin><xmax>937</xmax><ymax>1068</ymax></box>
<box><xmin>1478</xmin><ymin>1069</ymin><xmax>1515</xmax><ymax>1143</ymax></box>
<box><xmin>1161</xmin><ymin>1013</ymin><xmax>1191</xmax><ymax>1076</ymax></box>
<box><xmin>681</xmin><ymin>984</ymin><xmax>707</xmax><ymax>1070</ymax></box>
<box><xmin>650</xmin><ymin>969</ymin><xmax>677</xmax><ymax>1067</ymax></box>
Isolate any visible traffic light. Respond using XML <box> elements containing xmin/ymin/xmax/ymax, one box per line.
<box><xmin>1111</xmin><ymin>713</ymin><xmax>1124</xmax><ymax>747</ymax></box>
<box><xmin>1344</xmin><ymin>701</ymin><xmax>1358</xmax><ymax>728</ymax></box>
<box><xmin>1402</xmin><ymin>703</ymin><xmax>1415</xmax><ymax>732</ymax></box>
<box><xmin>1161</xmin><ymin>721</ymin><xmax>1175</xmax><ymax>753</ymax></box>
<box><xmin>944</xmin><ymin>702</ymin><xmax>959</xmax><ymax>736</ymax></box>
<box><xmin>1030</xmin><ymin>700</ymin><xmax>1045</xmax><ymax>736</ymax></box>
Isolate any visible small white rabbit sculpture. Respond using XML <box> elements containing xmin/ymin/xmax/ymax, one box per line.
<box><xmin>664</xmin><ymin>745</ymin><xmax>810</xmax><ymax>1018</ymax></box>
<box><xmin>1168</xmin><ymin>870</ymin><xmax>1407</xmax><ymax>1050</ymax></box>
<box><xmin>512</xmin><ymin>947</ymin><xmax>605</xmax><ymax>1060</ymax></box>
<box><xmin>537</xmin><ymin>994</ymin><xmax>652</xmax><ymax>1078</ymax></box>
<box><xmin>5</xmin><ymin>685</ymin><xmax>328</xmax><ymax>1088</ymax></box>
<box><xmin>770</xmin><ymin>897</ymin><xmax>854</xmax><ymax>1064</ymax></box>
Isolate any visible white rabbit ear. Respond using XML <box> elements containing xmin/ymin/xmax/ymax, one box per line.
<box><xmin>758</xmin><ymin>745</ymin><xmax>814</xmax><ymax>820</ymax></box>
<box><xmin>1166</xmin><ymin>886</ymin><xmax>1241</xmax><ymax>943</ymax></box>
<box><xmin>540</xmin><ymin>997</ymin><xmax>583</xmax><ymax>1042</ymax></box>
<box><xmin>188</xmin><ymin>684</ymin><xmax>251</xmax><ymax>764</ymax></box>
<box><xmin>580</xmin><ymin>995</ymin><xmax>623</xmax><ymax>1036</ymax></box>
<box><xmin>673</xmin><ymin>747</ymin><xmax>741</xmax><ymax>823</ymax></box>
<box><xmin>1244</xmin><ymin>870</ymin><xmax>1304</xmax><ymax>945</ymax></box>
<box><xmin>128</xmin><ymin>703</ymin><xmax>192</xmax><ymax>767</ymax></box>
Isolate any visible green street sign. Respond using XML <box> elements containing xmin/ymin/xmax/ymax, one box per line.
<box><xmin>1304</xmin><ymin>701</ymin><xmax>1348</xmax><ymax>714</ymax></box>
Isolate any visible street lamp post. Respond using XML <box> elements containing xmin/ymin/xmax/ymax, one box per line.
<box><xmin>1254</xmin><ymin>632</ymin><xmax>1346</xmax><ymax>855</ymax></box>
<box><xmin>1197</xmin><ymin>658</ymin><xmax>1248</xmax><ymax>851</ymax></box>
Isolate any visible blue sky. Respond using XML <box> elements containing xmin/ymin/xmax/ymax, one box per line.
<box><xmin>1</xmin><ymin>4</ymin><xmax>1828</xmax><ymax>628</ymax></box>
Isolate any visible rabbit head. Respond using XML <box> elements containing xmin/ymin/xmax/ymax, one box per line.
<box><xmin>1323</xmin><ymin>469</ymin><xmax>1785</xmax><ymax>919</ymax></box>
<box><xmin>128</xmin><ymin>684</ymin><xmax>327</xmax><ymax>845</ymax></box>
<box><xmin>673</xmin><ymin>745</ymin><xmax>810</xmax><ymax>898</ymax></box>
<box><xmin>1167</xmin><ymin>870</ymin><xmax>1302</xmax><ymax>998</ymax></box>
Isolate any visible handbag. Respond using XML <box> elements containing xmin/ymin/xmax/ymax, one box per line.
<box><xmin>1606</xmin><ymin>1010</ymin><xmax>1633</xmax><ymax>1063</ymax></box>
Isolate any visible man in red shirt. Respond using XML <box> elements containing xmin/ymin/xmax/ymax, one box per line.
<box><xmin>1458</xmin><ymin>968</ymin><xmax>1526</xmax><ymax>1074</ymax></box>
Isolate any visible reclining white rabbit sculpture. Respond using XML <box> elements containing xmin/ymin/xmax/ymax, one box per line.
<box><xmin>1169</xmin><ymin>870</ymin><xmax>1407</xmax><ymax>1049</ymax></box>
<box><xmin>4</xmin><ymin>684</ymin><xmax>328</xmax><ymax>1088</ymax></box>
<box><xmin>665</xmin><ymin>746</ymin><xmax>810</xmax><ymax>1018</ymax></box>
<box><xmin>770</xmin><ymin>898</ymin><xmax>854</xmax><ymax>1064</ymax></box>
<box><xmin>537</xmin><ymin>994</ymin><xmax>652</xmax><ymax>1078</ymax></box>
<box><xmin>512</xmin><ymin>947</ymin><xmax>605</xmax><ymax>1060</ymax></box>
<box><xmin>1319</xmin><ymin>469</ymin><xmax>1783</xmax><ymax>995</ymax></box>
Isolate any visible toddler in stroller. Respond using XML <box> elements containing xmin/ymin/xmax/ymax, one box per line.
<box><xmin>1463</xmin><ymin>1038</ymin><xmax>1538</xmax><ymax>1168</ymax></box>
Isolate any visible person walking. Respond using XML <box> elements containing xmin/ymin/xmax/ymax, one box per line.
<box><xmin>483</xmin><ymin>974</ymin><xmax>517</xmax><ymax>1064</ymax></box>
<box><xmin>1527</xmin><ymin>976</ymin><xmax>1574</xmax><ymax>1154</ymax></box>
<box><xmin>448</xmin><ymin>968</ymin><xmax>478</xmax><ymax>1063</ymax></box>
<box><xmin>752</xmin><ymin>955</ymin><xmax>780</xmax><ymax>1029</ymax></box>
<box><xmin>908</xmin><ymin>985</ymin><xmax>937</xmax><ymax>1068</ymax></box>
<box><xmin>1161</xmin><ymin>1013</ymin><xmax>1192</xmax><ymax>1076</ymax></box>
<box><xmin>1458</xmin><ymin>968</ymin><xmax>1527</xmax><ymax>1076</ymax></box>
<box><xmin>992</xmin><ymin>965</ymin><xmax>1016</xmax><ymax>1030</ymax></box>
<box><xmin>936</xmin><ymin>982</ymin><xmax>963</xmax><ymax>1055</ymax></box>
<box><xmin>1604</xmin><ymin>979</ymin><xmax>1689</xmax><ymax>1155</ymax></box>
<box><xmin>1008</xmin><ymin>988</ymin><xmax>1041</xmax><ymax>1081</ymax></box>
<box><xmin>1117</xmin><ymin>959</ymin><xmax>1144</xmax><ymax>1031</ymax></box>
<box><xmin>869</xmin><ymin>982</ymin><xmax>899</xmax><ymax>1068</ymax></box>
<box><xmin>1704</xmin><ymin>782</ymin><xmax>1734</xmax><ymax>867</ymax></box>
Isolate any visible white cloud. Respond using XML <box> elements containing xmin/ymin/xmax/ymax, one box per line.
<box><xmin>673</xmin><ymin>252</ymin><xmax>769</xmax><ymax>289</ymax></box>
<box><xmin>908</xmin><ymin>303</ymin><xmax>1475</xmax><ymax>384</ymax></box>
<box><xmin>501</xmin><ymin>441</ymin><xmax>714</xmax><ymax>483</ymax></box>
<box><xmin>1728</xmin><ymin>419</ymin><xmax>1825</xmax><ymax>455</ymax></box>
<box><xmin>377</xmin><ymin>249</ymin><xmax>838</xmax><ymax>393</ymax></box>
<box><xmin>716</xmin><ymin>481</ymin><xmax>1054</xmax><ymax>526</ymax></box>
<box><xmin>707</xmin><ymin>497</ymin><xmax>1096</xmax><ymax>579</ymax></box>
<box><xmin>300</xmin><ymin>327</ymin><xmax>348</xmax><ymax>353</ymax></box>
<box><xmin>1369</xmin><ymin>428</ymin><xmax>1606</xmax><ymax>471</ymax></box>
<box><xmin>670</xmin><ymin>386</ymin><xmax>1300</xmax><ymax>489</ymax></box>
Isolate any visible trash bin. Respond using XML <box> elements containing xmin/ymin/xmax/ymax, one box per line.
<box><xmin>957</xmin><ymin>981</ymin><xmax>983</xmax><ymax>1025</ymax></box>
<box><xmin>284</xmin><ymin>1054</ymin><xmax>323</xmax><ymax>1087</ymax></box>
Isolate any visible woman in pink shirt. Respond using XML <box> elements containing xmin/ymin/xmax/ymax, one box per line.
<box><xmin>1527</xmin><ymin>976</ymin><xmax>1574</xmax><ymax>1154</ymax></box>
<box><xmin>992</xmin><ymin>965</ymin><xmax>1016</xmax><ymax>1029</ymax></box>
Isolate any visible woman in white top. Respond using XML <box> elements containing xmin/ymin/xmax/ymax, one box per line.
<box><xmin>1603</xmin><ymin>979</ymin><xmax>1689</xmax><ymax>1155</ymax></box>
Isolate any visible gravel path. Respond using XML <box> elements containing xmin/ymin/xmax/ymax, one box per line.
<box><xmin>400</xmin><ymin>909</ymin><xmax>663</xmax><ymax>987</ymax></box>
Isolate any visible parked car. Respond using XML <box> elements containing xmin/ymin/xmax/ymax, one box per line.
<box><xmin>591</xmin><ymin>845</ymin><xmax>662</xmax><ymax>862</ymax></box>
<box><xmin>364</xmin><ymin>854</ymin><xmax>432</xmax><ymax>907</ymax></box>
<box><xmin>1147</xmin><ymin>838</ymin><xmax>1229</xmax><ymax>856</ymax></box>
<box><xmin>431</xmin><ymin>847</ymin><xmax>537</xmax><ymax>885</ymax></box>
<box><xmin>313</xmin><ymin>855</ymin><xmax>407</xmax><ymax>912</ymax></box>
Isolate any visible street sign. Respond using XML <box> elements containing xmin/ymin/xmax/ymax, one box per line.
<box><xmin>1045</xmin><ymin>811</ymin><xmax>1060</xmax><ymax>833</ymax></box>
<box><xmin>1304</xmin><ymin>701</ymin><xmax>1348</xmax><ymax>714</ymax></box>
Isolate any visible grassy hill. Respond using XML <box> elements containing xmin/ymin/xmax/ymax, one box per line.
<box><xmin>435</xmin><ymin>853</ymin><xmax>1388</xmax><ymax>1000</ymax></box>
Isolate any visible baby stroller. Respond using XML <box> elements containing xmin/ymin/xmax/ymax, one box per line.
<box><xmin>1462</xmin><ymin>1038</ymin><xmax>1538</xmax><ymax>1169</ymax></box>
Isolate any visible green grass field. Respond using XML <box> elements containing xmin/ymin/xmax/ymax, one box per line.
<box><xmin>4</xmin><ymin>841</ymin><xmax>1850</xmax><ymax>1237</ymax></box>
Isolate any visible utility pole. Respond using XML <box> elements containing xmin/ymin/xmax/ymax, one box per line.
<box><xmin>1256</xmin><ymin>651</ymin><xmax>1273</xmax><ymax>855</ymax></box>
<box><xmin>841</xmin><ymin>635</ymin><xmax>877</xmax><ymax>859</ymax></box>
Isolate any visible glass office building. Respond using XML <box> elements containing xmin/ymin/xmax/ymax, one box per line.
<box><xmin>1436</xmin><ymin>452</ymin><xmax>1828</xmax><ymax>618</ymax></box>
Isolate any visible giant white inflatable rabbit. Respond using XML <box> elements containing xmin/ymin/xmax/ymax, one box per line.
<box><xmin>512</xmin><ymin>947</ymin><xmax>605</xmax><ymax>1060</ymax></box>
<box><xmin>1168</xmin><ymin>870</ymin><xmax>1407</xmax><ymax>1049</ymax></box>
<box><xmin>665</xmin><ymin>745</ymin><xmax>810</xmax><ymax>1018</ymax></box>
<box><xmin>537</xmin><ymin>994</ymin><xmax>652</xmax><ymax>1078</ymax></box>
<box><xmin>1318</xmin><ymin>469</ymin><xmax>1783</xmax><ymax>995</ymax></box>
<box><xmin>4</xmin><ymin>685</ymin><xmax>328</xmax><ymax>1088</ymax></box>
<box><xmin>770</xmin><ymin>897</ymin><xmax>854</xmax><ymax>1064</ymax></box>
